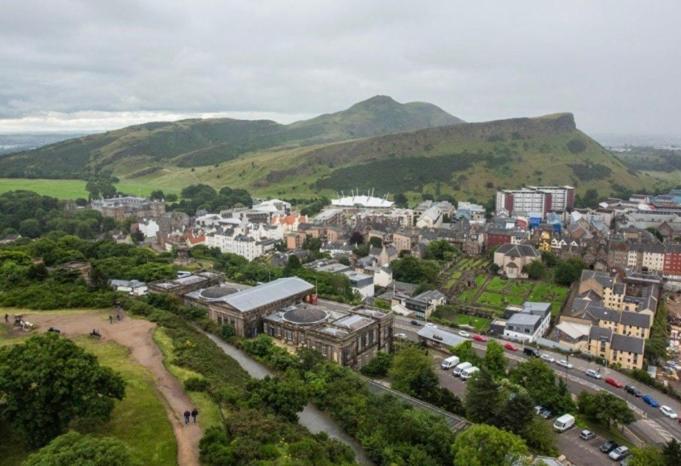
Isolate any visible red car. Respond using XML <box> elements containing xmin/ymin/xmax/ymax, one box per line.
<box><xmin>473</xmin><ymin>335</ymin><xmax>488</xmax><ymax>343</ymax></box>
<box><xmin>605</xmin><ymin>377</ymin><xmax>624</xmax><ymax>388</ymax></box>
<box><xmin>504</xmin><ymin>343</ymin><xmax>518</xmax><ymax>351</ymax></box>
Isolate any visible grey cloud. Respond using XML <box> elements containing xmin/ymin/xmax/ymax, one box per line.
<box><xmin>0</xmin><ymin>0</ymin><xmax>680</xmax><ymax>135</ymax></box>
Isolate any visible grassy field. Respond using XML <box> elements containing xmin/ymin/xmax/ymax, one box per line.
<box><xmin>153</xmin><ymin>328</ymin><xmax>222</xmax><ymax>429</ymax></box>
<box><xmin>0</xmin><ymin>178</ymin><xmax>182</xmax><ymax>199</ymax></box>
<box><xmin>0</xmin><ymin>321</ymin><xmax>176</xmax><ymax>466</ymax></box>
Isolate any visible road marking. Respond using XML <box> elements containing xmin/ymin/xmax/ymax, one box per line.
<box><xmin>636</xmin><ymin>418</ymin><xmax>674</xmax><ymax>442</ymax></box>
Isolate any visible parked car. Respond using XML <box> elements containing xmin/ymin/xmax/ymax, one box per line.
<box><xmin>523</xmin><ymin>347</ymin><xmax>540</xmax><ymax>358</ymax></box>
<box><xmin>540</xmin><ymin>353</ymin><xmax>555</xmax><ymax>363</ymax></box>
<box><xmin>609</xmin><ymin>446</ymin><xmax>630</xmax><ymax>461</ymax></box>
<box><xmin>441</xmin><ymin>355</ymin><xmax>461</xmax><ymax>370</ymax></box>
<box><xmin>553</xmin><ymin>414</ymin><xmax>575</xmax><ymax>432</ymax></box>
<box><xmin>539</xmin><ymin>408</ymin><xmax>553</xmax><ymax>419</ymax></box>
<box><xmin>624</xmin><ymin>385</ymin><xmax>642</xmax><ymax>397</ymax></box>
<box><xmin>605</xmin><ymin>376</ymin><xmax>624</xmax><ymax>388</ymax></box>
<box><xmin>660</xmin><ymin>405</ymin><xmax>678</xmax><ymax>419</ymax></box>
<box><xmin>642</xmin><ymin>395</ymin><xmax>661</xmax><ymax>408</ymax></box>
<box><xmin>410</xmin><ymin>320</ymin><xmax>422</xmax><ymax>326</ymax></box>
<box><xmin>395</xmin><ymin>332</ymin><xmax>407</xmax><ymax>339</ymax></box>
<box><xmin>504</xmin><ymin>342</ymin><xmax>518</xmax><ymax>351</ymax></box>
<box><xmin>460</xmin><ymin>366</ymin><xmax>480</xmax><ymax>380</ymax></box>
<box><xmin>556</xmin><ymin>359</ymin><xmax>573</xmax><ymax>369</ymax></box>
<box><xmin>453</xmin><ymin>362</ymin><xmax>473</xmax><ymax>377</ymax></box>
<box><xmin>534</xmin><ymin>405</ymin><xmax>544</xmax><ymax>415</ymax></box>
<box><xmin>585</xmin><ymin>369</ymin><xmax>602</xmax><ymax>379</ymax></box>
<box><xmin>579</xmin><ymin>429</ymin><xmax>595</xmax><ymax>441</ymax></box>
<box><xmin>472</xmin><ymin>334</ymin><xmax>488</xmax><ymax>342</ymax></box>
<box><xmin>599</xmin><ymin>440</ymin><xmax>618</xmax><ymax>453</ymax></box>
<box><xmin>458</xmin><ymin>330</ymin><xmax>471</xmax><ymax>338</ymax></box>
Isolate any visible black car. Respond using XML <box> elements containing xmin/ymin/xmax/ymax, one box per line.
<box><xmin>523</xmin><ymin>347</ymin><xmax>540</xmax><ymax>358</ymax></box>
<box><xmin>539</xmin><ymin>408</ymin><xmax>552</xmax><ymax>419</ymax></box>
<box><xmin>625</xmin><ymin>385</ymin><xmax>643</xmax><ymax>397</ymax></box>
<box><xmin>410</xmin><ymin>320</ymin><xmax>422</xmax><ymax>326</ymax></box>
<box><xmin>599</xmin><ymin>440</ymin><xmax>618</xmax><ymax>453</ymax></box>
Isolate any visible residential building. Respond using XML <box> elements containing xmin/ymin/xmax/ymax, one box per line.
<box><xmin>495</xmin><ymin>186</ymin><xmax>575</xmax><ymax>217</ymax></box>
<box><xmin>493</xmin><ymin>243</ymin><xmax>541</xmax><ymax>279</ymax></box>
<box><xmin>501</xmin><ymin>302</ymin><xmax>552</xmax><ymax>342</ymax></box>
<box><xmin>91</xmin><ymin>196</ymin><xmax>165</xmax><ymax>221</ymax></box>
<box><xmin>110</xmin><ymin>279</ymin><xmax>148</xmax><ymax>296</ymax></box>
<box><xmin>149</xmin><ymin>272</ymin><xmax>222</xmax><ymax>296</ymax></box>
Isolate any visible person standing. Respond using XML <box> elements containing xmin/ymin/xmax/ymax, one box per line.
<box><xmin>191</xmin><ymin>408</ymin><xmax>198</xmax><ymax>424</ymax></box>
<box><xmin>183</xmin><ymin>410</ymin><xmax>190</xmax><ymax>425</ymax></box>
<box><xmin>109</xmin><ymin>315</ymin><xmax>113</xmax><ymax>325</ymax></box>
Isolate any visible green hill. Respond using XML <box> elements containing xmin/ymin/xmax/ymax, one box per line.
<box><xmin>120</xmin><ymin>112</ymin><xmax>654</xmax><ymax>202</ymax></box>
<box><xmin>0</xmin><ymin>95</ymin><xmax>462</xmax><ymax>178</ymax></box>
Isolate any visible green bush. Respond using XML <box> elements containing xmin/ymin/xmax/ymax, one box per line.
<box><xmin>185</xmin><ymin>377</ymin><xmax>210</xmax><ymax>392</ymax></box>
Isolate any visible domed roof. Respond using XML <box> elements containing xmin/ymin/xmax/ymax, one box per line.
<box><xmin>282</xmin><ymin>306</ymin><xmax>328</xmax><ymax>325</ymax></box>
<box><xmin>200</xmin><ymin>286</ymin><xmax>235</xmax><ymax>299</ymax></box>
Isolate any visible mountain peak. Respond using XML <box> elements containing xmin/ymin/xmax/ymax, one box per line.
<box><xmin>351</xmin><ymin>95</ymin><xmax>399</xmax><ymax>108</ymax></box>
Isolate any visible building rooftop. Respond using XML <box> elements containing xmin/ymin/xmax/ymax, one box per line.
<box><xmin>611</xmin><ymin>333</ymin><xmax>645</xmax><ymax>354</ymax></box>
<box><xmin>224</xmin><ymin>277</ymin><xmax>314</xmax><ymax>313</ymax></box>
<box><xmin>417</xmin><ymin>324</ymin><xmax>466</xmax><ymax>347</ymax></box>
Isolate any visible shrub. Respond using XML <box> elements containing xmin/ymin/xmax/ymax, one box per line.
<box><xmin>185</xmin><ymin>377</ymin><xmax>210</xmax><ymax>392</ymax></box>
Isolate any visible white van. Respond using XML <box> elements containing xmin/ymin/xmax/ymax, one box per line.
<box><xmin>452</xmin><ymin>362</ymin><xmax>472</xmax><ymax>377</ymax></box>
<box><xmin>441</xmin><ymin>356</ymin><xmax>461</xmax><ymax>370</ymax></box>
<box><xmin>553</xmin><ymin>414</ymin><xmax>575</xmax><ymax>432</ymax></box>
<box><xmin>460</xmin><ymin>366</ymin><xmax>480</xmax><ymax>380</ymax></box>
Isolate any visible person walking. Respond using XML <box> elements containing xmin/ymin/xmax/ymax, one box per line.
<box><xmin>4</xmin><ymin>313</ymin><xmax>8</xmax><ymax>323</ymax></box>
<box><xmin>109</xmin><ymin>315</ymin><xmax>113</xmax><ymax>324</ymax></box>
<box><xmin>191</xmin><ymin>408</ymin><xmax>198</xmax><ymax>424</ymax></box>
<box><xmin>183</xmin><ymin>410</ymin><xmax>190</xmax><ymax>425</ymax></box>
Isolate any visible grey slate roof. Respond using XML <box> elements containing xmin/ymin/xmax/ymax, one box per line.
<box><xmin>224</xmin><ymin>277</ymin><xmax>313</xmax><ymax>312</ymax></box>
<box><xmin>611</xmin><ymin>334</ymin><xmax>645</xmax><ymax>354</ymax></box>
<box><xmin>496</xmin><ymin>243</ymin><xmax>540</xmax><ymax>258</ymax></box>
<box><xmin>620</xmin><ymin>311</ymin><xmax>651</xmax><ymax>328</ymax></box>
<box><xmin>589</xmin><ymin>326</ymin><xmax>612</xmax><ymax>341</ymax></box>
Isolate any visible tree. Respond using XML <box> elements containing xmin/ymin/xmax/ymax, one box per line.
<box><xmin>577</xmin><ymin>391</ymin><xmax>635</xmax><ymax>428</ymax></box>
<box><xmin>482</xmin><ymin>340</ymin><xmax>507</xmax><ymax>378</ymax></box>
<box><xmin>647</xmin><ymin>227</ymin><xmax>664</xmax><ymax>243</ymax></box>
<box><xmin>283</xmin><ymin>255</ymin><xmax>302</xmax><ymax>276</ymax></box>
<box><xmin>391</xmin><ymin>256</ymin><xmax>439</xmax><ymax>286</ymax></box>
<box><xmin>498</xmin><ymin>392</ymin><xmax>534</xmax><ymax>434</ymax></box>
<box><xmin>554</xmin><ymin>257</ymin><xmax>585</xmax><ymax>286</ymax></box>
<box><xmin>451</xmin><ymin>424</ymin><xmax>528</xmax><ymax>466</ymax></box>
<box><xmin>23</xmin><ymin>432</ymin><xmax>139</xmax><ymax>466</ymax></box>
<box><xmin>149</xmin><ymin>189</ymin><xmax>165</xmax><ymax>201</ymax></box>
<box><xmin>394</xmin><ymin>193</ymin><xmax>408</xmax><ymax>208</ymax></box>
<box><xmin>165</xmin><ymin>193</ymin><xmax>178</xmax><ymax>203</ymax></box>
<box><xmin>389</xmin><ymin>346</ymin><xmax>439</xmax><ymax>399</ymax></box>
<box><xmin>521</xmin><ymin>416</ymin><xmax>557</xmax><ymax>456</ymax></box>
<box><xmin>247</xmin><ymin>373</ymin><xmax>308</xmax><ymax>422</ymax></box>
<box><xmin>523</xmin><ymin>260</ymin><xmax>546</xmax><ymax>280</ymax></box>
<box><xmin>361</xmin><ymin>352</ymin><xmax>393</xmax><ymax>377</ymax></box>
<box><xmin>450</xmin><ymin>341</ymin><xmax>481</xmax><ymax>367</ymax></box>
<box><xmin>628</xmin><ymin>446</ymin><xmax>665</xmax><ymax>466</ymax></box>
<box><xmin>18</xmin><ymin>218</ymin><xmax>41</xmax><ymax>238</ymax></box>
<box><xmin>464</xmin><ymin>368</ymin><xmax>502</xmax><ymax>424</ymax></box>
<box><xmin>509</xmin><ymin>358</ymin><xmax>574</xmax><ymax>414</ymax></box>
<box><xmin>646</xmin><ymin>303</ymin><xmax>670</xmax><ymax>365</ymax></box>
<box><xmin>0</xmin><ymin>334</ymin><xmax>125</xmax><ymax>447</ymax></box>
<box><xmin>369</xmin><ymin>236</ymin><xmax>383</xmax><ymax>249</ymax></box>
<box><xmin>425</xmin><ymin>240</ymin><xmax>457</xmax><ymax>261</ymax></box>
<box><xmin>664</xmin><ymin>439</ymin><xmax>681</xmax><ymax>465</ymax></box>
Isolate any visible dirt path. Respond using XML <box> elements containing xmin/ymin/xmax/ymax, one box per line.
<box><xmin>15</xmin><ymin>310</ymin><xmax>201</xmax><ymax>466</ymax></box>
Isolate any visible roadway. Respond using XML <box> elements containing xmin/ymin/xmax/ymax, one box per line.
<box><xmin>394</xmin><ymin>316</ymin><xmax>681</xmax><ymax>447</ymax></box>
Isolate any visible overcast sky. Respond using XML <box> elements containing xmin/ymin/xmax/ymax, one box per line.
<box><xmin>1</xmin><ymin>0</ymin><xmax>679</xmax><ymax>136</ymax></box>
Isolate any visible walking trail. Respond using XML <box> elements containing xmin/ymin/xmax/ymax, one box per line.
<box><xmin>17</xmin><ymin>310</ymin><xmax>201</xmax><ymax>466</ymax></box>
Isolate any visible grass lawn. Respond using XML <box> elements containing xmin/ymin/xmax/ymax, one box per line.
<box><xmin>477</xmin><ymin>291</ymin><xmax>506</xmax><ymax>309</ymax></box>
<box><xmin>475</xmin><ymin>274</ymin><xmax>487</xmax><ymax>287</ymax></box>
<box><xmin>528</xmin><ymin>282</ymin><xmax>569</xmax><ymax>317</ymax></box>
<box><xmin>76</xmin><ymin>338</ymin><xmax>177</xmax><ymax>466</ymax></box>
<box><xmin>458</xmin><ymin>288</ymin><xmax>477</xmax><ymax>303</ymax></box>
<box><xmin>0</xmin><ymin>332</ymin><xmax>176</xmax><ymax>466</ymax></box>
<box><xmin>445</xmin><ymin>271</ymin><xmax>461</xmax><ymax>288</ymax></box>
<box><xmin>0</xmin><ymin>178</ymin><xmax>181</xmax><ymax>199</ymax></box>
<box><xmin>153</xmin><ymin>328</ymin><xmax>223</xmax><ymax>430</ymax></box>
<box><xmin>486</xmin><ymin>276</ymin><xmax>507</xmax><ymax>293</ymax></box>
<box><xmin>455</xmin><ymin>314</ymin><xmax>491</xmax><ymax>332</ymax></box>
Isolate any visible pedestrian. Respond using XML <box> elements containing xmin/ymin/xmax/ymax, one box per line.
<box><xmin>109</xmin><ymin>315</ymin><xmax>113</xmax><ymax>324</ymax></box>
<box><xmin>191</xmin><ymin>408</ymin><xmax>198</xmax><ymax>424</ymax></box>
<box><xmin>4</xmin><ymin>313</ymin><xmax>8</xmax><ymax>323</ymax></box>
<box><xmin>116</xmin><ymin>312</ymin><xmax>121</xmax><ymax>321</ymax></box>
<box><xmin>183</xmin><ymin>410</ymin><xmax>190</xmax><ymax>425</ymax></box>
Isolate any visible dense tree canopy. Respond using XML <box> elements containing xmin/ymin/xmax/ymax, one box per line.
<box><xmin>451</xmin><ymin>424</ymin><xmax>528</xmax><ymax>466</ymax></box>
<box><xmin>577</xmin><ymin>391</ymin><xmax>635</xmax><ymax>428</ymax></box>
<box><xmin>170</xmin><ymin>184</ymin><xmax>252</xmax><ymax>215</ymax></box>
<box><xmin>509</xmin><ymin>358</ymin><xmax>574</xmax><ymax>414</ymax></box>
<box><xmin>391</xmin><ymin>256</ymin><xmax>439</xmax><ymax>286</ymax></box>
<box><xmin>23</xmin><ymin>432</ymin><xmax>139</xmax><ymax>466</ymax></box>
<box><xmin>0</xmin><ymin>334</ymin><xmax>125</xmax><ymax>447</ymax></box>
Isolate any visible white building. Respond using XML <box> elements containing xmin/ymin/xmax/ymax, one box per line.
<box><xmin>344</xmin><ymin>270</ymin><xmax>375</xmax><ymax>299</ymax></box>
<box><xmin>110</xmin><ymin>279</ymin><xmax>148</xmax><ymax>296</ymax></box>
<box><xmin>502</xmin><ymin>302</ymin><xmax>552</xmax><ymax>343</ymax></box>
<box><xmin>138</xmin><ymin>218</ymin><xmax>160</xmax><ymax>239</ymax></box>
<box><xmin>416</xmin><ymin>206</ymin><xmax>443</xmax><ymax>228</ymax></box>
<box><xmin>331</xmin><ymin>195</ymin><xmax>394</xmax><ymax>209</ymax></box>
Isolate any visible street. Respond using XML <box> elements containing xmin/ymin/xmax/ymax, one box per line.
<box><xmin>395</xmin><ymin>315</ymin><xmax>681</xmax><ymax>463</ymax></box>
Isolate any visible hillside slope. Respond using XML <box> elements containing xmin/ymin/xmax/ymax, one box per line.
<box><xmin>0</xmin><ymin>96</ymin><xmax>462</xmax><ymax>178</ymax></box>
<box><xmin>127</xmin><ymin>112</ymin><xmax>654</xmax><ymax>202</ymax></box>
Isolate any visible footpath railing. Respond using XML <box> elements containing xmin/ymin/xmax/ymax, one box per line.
<box><xmin>361</xmin><ymin>377</ymin><xmax>470</xmax><ymax>432</ymax></box>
